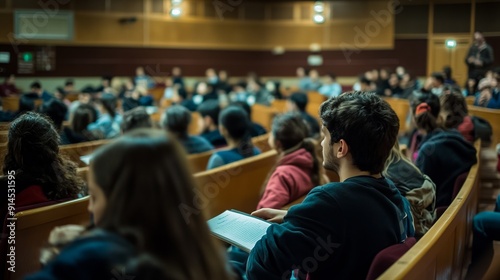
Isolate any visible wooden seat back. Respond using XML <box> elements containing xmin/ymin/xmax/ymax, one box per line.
<box><xmin>465</xmin><ymin>96</ymin><xmax>475</xmax><ymax>106</ymax></box>
<box><xmin>4</xmin><ymin>197</ymin><xmax>90</xmax><ymax>280</ymax></box>
<box><xmin>194</xmin><ymin>150</ymin><xmax>278</xmax><ymax>219</ymax></box>
<box><xmin>379</xmin><ymin>140</ymin><xmax>481</xmax><ymax>279</ymax></box>
<box><xmin>0</xmin><ymin>131</ymin><xmax>8</xmax><ymax>144</ymax></box>
<box><xmin>59</xmin><ymin>140</ymin><xmax>110</xmax><ymax>167</ymax></box>
<box><xmin>149</xmin><ymin>87</ymin><xmax>166</xmax><ymax>104</ymax></box>
<box><xmin>2</xmin><ymin>97</ymin><xmax>19</xmax><ymax>112</ymax></box>
<box><xmin>187</xmin><ymin>134</ymin><xmax>272</xmax><ymax>173</ymax></box>
<box><xmin>468</xmin><ymin>105</ymin><xmax>500</xmax><ymax>147</ymax></box>
<box><xmin>251</xmin><ymin>104</ymin><xmax>278</xmax><ymax>131</ymax></box>
<box><xmin>384</xmin><ymin>97</ymin><xmax>410</xmax><ymax>133</ymax></box>
<box><xmin>271</xmin><ymin>99</ymin><xmax>287</xmax><ymax>113</ymax></box>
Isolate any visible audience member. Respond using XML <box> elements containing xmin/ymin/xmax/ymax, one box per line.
<box><xmin>463</xmin><ymin>77</ymin><xmax>479</xmax><ymax>97</ymax></box>
<box><xmin>206</xmin><ymin>68</ymin><xmax>219</xmax><ymax>86</ymax></box>
<box><xmin>121</xmin><ymin>106</ymin><xmax>153</xmax><ymax>133</ymax></box>
<box><xmin>287</xmin><ymin>92</ymin><xmax>320</xmax><ymax>138</ymax></box>
<box><xmin>443</xmin><ymin>66</ymin><xmax>457</xmax><ymax>85</ymax></box>
<box><xmin>198</xmin><ymin>100</ymin><xmax>226</xmax><ymax>147</ymax></box>
<box><xmin>134</xmin><ymin>67</ymin><xmax>155</xmax><ymax>89</ymax></box>
<box><xmin>0</xmin><ymin>74</ymin><xmax>18</xmax><ymax>97</ymax></box>
<box><xmin>171</xmin><ymin>66</ymin><xmax>185</xmax><ymax>88</ymax></box>
<box><xmin>383</xmin><ymin>142</ymin><xmax>436</xmax><ymax>237</ymax></box>
<box><xmin>207</xmin><ymin>106</ymin><xmax>260</xmax><ymax>169</ymax></box>
<box><xmin>54</xmin><ymin>87</ymin><xmax>71</xmax><ymax>107</ymax></box>
<box><xmin>88</xmin><ymin>93</ymin><xmax>123</xmax><ymax>139</ymax></box>
<box><xmin>39</xmin><ymin>99</ymin><xmax>70</xmax><ymax>144</ymax></box>
<box><xmin>440</xmin><ymin>89</ymin><xmax>475</xmax><ymax>142</ymax></box>
<box><xmin>247</xmin><ymin>79</ymin><xmax>272</xmax><ymax>106</ymax></box>
<box><xmin>422</xmin><ymin>72</ymin><xmax>445</xmax><ymax>96</ymax></box>
<box><xmin>385</xmin><ymin>73</ymin><xmax>404</xmax><ymax>97</ymax></box>
<box><xmin>257</xmin><ymin>113</ymin><xmax>321</xmax><ymax>209</ymax></box>
<box><xmin>301</xmin><ymin>69</ymin><xmax>322</xmax><ymax>91</ymax></box>
<box><xmin>0</xmin><ymin>112</ymin><xmax>85</xmax><ymax>227</ymax></box>
<box><xmin>232</xmin><ymin>101</ymin><xmax>267</xmax><ymax>137</ymax></box>
<box><xmin>474</xmin><ymin>78</ymin><xmax>500</xmax><ymax>109</ymax></box>
<box><xmin>26</xmin><ymin>129</ymin><xmax>233</xmax><ymax>280</ymax></box>
<box><xmin>64</xmin><ymin>79</ymin><xmax>76</xmax><ymax>93</ymax></box>
<box><xmin>243</xmin><ymin>92</ymin><xmax>414</xmax><ymax>279</ymax></box>
<box><xmin>297</xmin><ymin>67</ymin><xmax>310</xmax><ymax>91</ymax></box>
<box><xmin>466</xmin><ymin>194</ymin><xmax>500</xmax><ymax>279</ymax></box>
<box><xmin>163</xmin><ymin>105</ymin><xmax>214</xmax><ymax>154</ymax></box>
<box><xmin>318</xmin><ymin>73</ymin><xmax>342</xmax><ymax>98</ymax></box>
<box><xmin>64</xmin><ymin>104</ymin><xmax>102</xmax><ymax>144</ymax></box>
<box><xmin>410</xmin><ymin>92</ymin><xmax>477</xmax><ymax>208</ymax></box>
<box><xmin>26</xmin><ymin>81</ymin><xmax>53</xmax><ymax>102</ymax></box>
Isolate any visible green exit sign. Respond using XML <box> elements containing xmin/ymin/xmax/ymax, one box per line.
<box><xmin>22</xmin><ymin>52</ymin><xmax>33</xmax><ymax>62</ymax></box>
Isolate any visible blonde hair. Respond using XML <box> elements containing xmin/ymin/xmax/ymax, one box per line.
<box><xmin>383</xmin><ymin>141</ymin><xmax>422</xmax><ymax>177</ymax></box>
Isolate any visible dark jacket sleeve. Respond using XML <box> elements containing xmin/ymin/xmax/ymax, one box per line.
<box><xmin>247</xmin><ymin>188</ymin><xmax>343</xmax><ymax>280</ymax></box>
<box><xmin>482</xmin><ymin>45</ymin><xmax>494</xmax><ymax>67</ymax></box>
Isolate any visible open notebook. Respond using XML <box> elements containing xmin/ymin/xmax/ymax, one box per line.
<box><xmin>207</xmin><ymin>210</ymin><xmax>271</xmax><ymax>253</ymax></box>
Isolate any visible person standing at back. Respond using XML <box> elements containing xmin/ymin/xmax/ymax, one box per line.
<box><xmin>466</xmin><ymin>31</ymin><xmax>494</xmax><ymax>80</ymax></box>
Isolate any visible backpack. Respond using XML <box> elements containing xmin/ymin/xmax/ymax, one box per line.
<box><xmin>471</xmin><ymin>116</ymin><xmax>492</xmax><ymax>145</ymax></box>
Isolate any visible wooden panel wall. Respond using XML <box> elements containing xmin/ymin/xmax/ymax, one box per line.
<box><xmin>0</xmin><ymin>39</ymin><xmax>427</xmax><ymax>77</ymax></box>
<box><xmin>0</xmin><ymin>1</ymin><xmax>395</xmax><ymax>50</ymax></box>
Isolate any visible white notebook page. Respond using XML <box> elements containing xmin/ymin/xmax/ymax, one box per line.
<box><xmin>207</xmin><ymin>210</ymin><xmax>271</xmax><ymax>253</ymax></box>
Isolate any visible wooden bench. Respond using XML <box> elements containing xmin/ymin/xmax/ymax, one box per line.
<box><xmin>384</xmin><ymin>97</ymin><xmax>410</xmax><ymax>133</ymax></box>
<box><xmin>252</xmin><ymin>104</ymin><xmax>278</xmax><ymax>131</ymax></box>
<box><xmin>59</xmin><ymin>140</ymin><xmax>110</xmax><ymax>167</ymax></box>
<box><xmin>466</xmin><ymin>96</ymin><xmax>475</xmax><ymax>106</ymax></box>
<box><xmin>306</xmin><ymin>92</ymin><xmax>327</xmax><ymax>122</ymax></box>
<box><xmin>2</xmin><ymin>197</ymin><xmax>90</xmax><ymax>280</ymax></box>
<box><xmin>468</xmin><ymin>105</ymin><xmax>500</xmax><ymax>147</ymax></box>
<box><xmin>0</xmin><ymin>131</ymin><xmax>8</xmax><ymax>144</ymax></box>
<box><xmin>0</xmin><ymin>122</ymin><xmax>10</xmax><ymax>131</ymax></box>
<box><xmin>194</xmin><ymin>150</ymin><xmax>278</xmax><ymax>219</ymax></box>
<box><xmin>1</xmin><ymin>96</ymin><xmax>20</xmax><ymax>112</ymax></box>
<box><xmin>379</xmin><ymin>140</ymin><xmax>481</xmax><ymax>279</ymax></box>
<box><xmin>271</xmin><ymin>99</ymin><xmax>287</xmax><ymax>113</ymax></box>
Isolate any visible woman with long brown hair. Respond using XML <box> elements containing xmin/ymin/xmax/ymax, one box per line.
<box><xmin>257</xmin><ymin>113</ymin><xmax>322</xmax><ymax>209</ymax></box>
<box><xmin>27</xmin><ymin>129</ymin><xmax>233</xmax><ymax>280</ymax></box>
<box><xmin>0</xmin><ymin>112</ymin><xmax>85</xmax><ymax>227</ymax></box>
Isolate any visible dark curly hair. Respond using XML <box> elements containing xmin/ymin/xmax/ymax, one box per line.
<box><xmin>2</xmin><ymin>112</ymin><xmax>85</xmax><ymax>199</ymax></box>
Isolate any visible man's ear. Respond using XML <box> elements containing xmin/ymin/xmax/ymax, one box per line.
<box><xmin>336</xmin><ymin>139</ymin><xmax>349</xmax><ymax>158</ymax></box>
<box><xmin>219</xmin><ymin>125</ymin><xmax>227</xmax><ymax>137</ymax></box>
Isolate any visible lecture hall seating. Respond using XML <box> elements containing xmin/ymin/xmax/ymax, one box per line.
<box><xmin>194</xmin><ymin>150</ymin><xmax>278</xmax><ymax>218</ymax></box>
<box><xmin>251</xmin><ymin>104</ymin><xmax>278</xmax><ymax>131</ymax></box>
<box><xmin>2</xmin><ymin>197</ymin><xmax>90</xmax><ymax>280</ymax></box>
<box><xmin>59</xmin><ymin>139</ymin><xmax>110</xmax><ymax>167</ymax></box>
<box><xmin>378</xmin><ymin>140</ymin><xmax>481</xmax><ymax>279</ymax></box>
<box><xmin>187</xmin><ymin>133</ymin><xmax>271</xmax><ymax>173</ymax></box>
<box><xmin>384</xmin><ymin>97</ymin><xmax>410</xmax><ymax>133</ymax></box>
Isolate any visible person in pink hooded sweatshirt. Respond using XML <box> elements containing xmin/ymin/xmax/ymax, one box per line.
<box><xmin>257</xmin><ymin>113</ymin><xmax>322</xmax><ymax>209</ymax></box>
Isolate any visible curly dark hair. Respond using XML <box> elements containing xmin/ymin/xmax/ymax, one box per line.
<box><xmin>3</xmin><ymin>112</ymin><xmax>85</xmax><ymax>199</ymax></box>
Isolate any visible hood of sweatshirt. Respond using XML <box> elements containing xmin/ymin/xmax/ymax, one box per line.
<box><xmin>278</xmin><ymin>148</ymin><xmax>314</xmax><ymax>172</ymax></box>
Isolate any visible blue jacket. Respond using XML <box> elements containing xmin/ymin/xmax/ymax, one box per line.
<box><xmin>474</xmin><ymin>89</ymin><xmax>500</xmax><ymax>109</ymax></box>
<box><xmin>247</xmin><ymin>176</ymin><xmax>414</xmax><ymax>280</ymax></box>
<box><xmin>416</xmin><ymin>129</ymin><xmax>477</xmax><ymax>207</ymax></box>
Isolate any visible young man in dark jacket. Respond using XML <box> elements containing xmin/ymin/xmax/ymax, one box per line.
<box><xmin>247</xmin><ymin>92</ymin><xmax>414</xmax><ymax>280</ymax></box>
